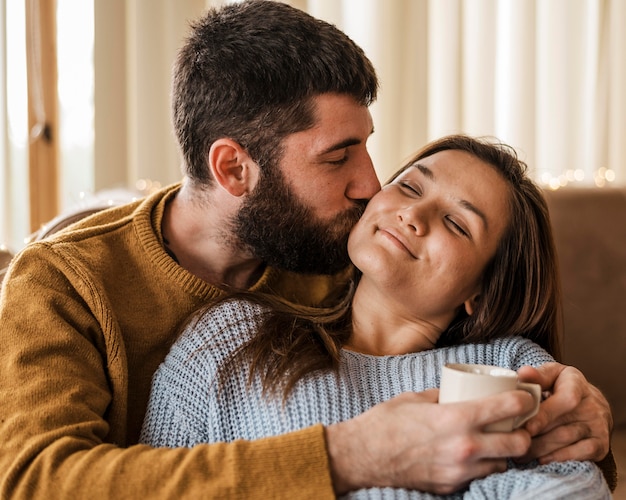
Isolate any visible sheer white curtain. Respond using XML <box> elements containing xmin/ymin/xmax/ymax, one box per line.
<box><xmin>80</xmin><ymin>0</ymin><xmax>626</xmax><ymax>188</ymax></box>
<box><xmin>0</xmin><ymin>0</ymin><xmax>29</xmax><ymax>252</ymax></box>
<box><xmin>310</xmin><ymin>0</ymin><xmax>626</xmax><ymax>185</ymax></box>
<box><xmin>0</xmin><ymin>0</ymin><xmax>8</xmax><ymax>248</ymax></box>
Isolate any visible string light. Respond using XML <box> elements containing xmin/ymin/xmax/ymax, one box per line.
<box><xmin>135</xmin><ymin>179</ymin><xmax>162</xmax><ymax>194</ymax></box>
<box><xmin>540</xmin><ymin>168</ymin><xmax>616</xmax><ymax>190</ymax></box>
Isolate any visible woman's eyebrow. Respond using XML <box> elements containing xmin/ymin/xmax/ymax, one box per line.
<box><xmin>416</xmin><ymin>163</ymin><xmax>434</xmax><ymax>180</ymax></box>
<box><xmin>459</xmin><ymin>199</ymin><xmax>489</xmax><ymax>230</ymax></box>
<box><xmin>415</xmin><ymin>162</ymin><xmax>488</xmax><ymax>230</ymax></box>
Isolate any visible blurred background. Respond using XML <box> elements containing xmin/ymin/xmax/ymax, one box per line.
<box><xmin>1</xmin><ymin>0</ymin><xmax>624</xmax><ymax>251</ymax></box>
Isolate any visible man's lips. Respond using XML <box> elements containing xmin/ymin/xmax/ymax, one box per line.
<box><xmin>378</xmin><ymin>227</ymin><xmax>418</xmax><ymax>258</ymax></box>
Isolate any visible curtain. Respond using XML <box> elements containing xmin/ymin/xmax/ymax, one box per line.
<box><xmin>0</xmin><ymin>0</ymin><xmax>30</xmax><ymax>251</ymax></box>
<box><xmin>0</xmin><ymin>0</ymin><xmax>8</xmax><ymax>244</ymax></box>
<box><xmin>309</xmin><ymin>0</ymin><xmax>626</xmax><ymax>186</ymax></box>
<box><xmin>86</xmin><ymin>0</ymin><xmax>626</xmax><ymax>187</ymax></box>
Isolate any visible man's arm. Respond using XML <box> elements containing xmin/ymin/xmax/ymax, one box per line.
<box><xmin>1</xmin><ymin>427</ymin><xmax>334</xmax><ymax>499</ymax></box>
<box><xmin>518</xmin><ymin>362</ymin><xmax>617</xmax><ymax>491</ymax></box>
<box><xmin>0</xmin><ymin>250</ymin><xmax>336</xmax><ymax>499</ymax></box>
<box><xmin>325</xmin><ymin>368</ymin><xmax>616</xmax><ymax>496</ymax></box>
<box><xmin>518</xmin><ymin>362</ymin><xmax>612</xmax><ymax>463</ymax></box>
<box><xmin>325</xmin><ymin>389</ymin><xmax>537</xmax><ymax>495</ymax></box>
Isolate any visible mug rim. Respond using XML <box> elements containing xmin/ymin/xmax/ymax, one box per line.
<box><xmin>443</xmin><ymin>363</ymin><xmax>517</xmax><ymax>378</ymax></box>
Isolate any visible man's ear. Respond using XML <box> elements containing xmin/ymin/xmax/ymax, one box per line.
<box><xmin>208</xmin><ymin>138</ymin><xmax>258</xmax><ymax>197</ymax></box>
<box><xmin>464</xmin><ymin>294</ymin><xmax>480</xmax><ymax>316</ymax></box>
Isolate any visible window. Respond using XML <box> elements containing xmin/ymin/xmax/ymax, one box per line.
<box><xmin>1</xmin><ymin>0</ymin><xmax>94</xmax><ymax>252</ymax></box>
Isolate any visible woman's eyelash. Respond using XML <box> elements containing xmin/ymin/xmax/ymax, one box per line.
<box><xmin>446</xmin><ymin>217</ymin><xmax>468</xmax><ymax>237</ymax></box>
<box><xmin>399</xmin><ymin>181</ymin><xmax>422</xmax><ymax>195</ymax></box>
<box><xmin>396</xmin><ymin>181</ymin><xmax>470</xmax><ymax>237</ymax></box>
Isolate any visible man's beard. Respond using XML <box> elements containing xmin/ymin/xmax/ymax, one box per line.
<box><xmin>233</xmin><ymin>166</ymin><xmax>366</xmax><ymax>275</ymax></box>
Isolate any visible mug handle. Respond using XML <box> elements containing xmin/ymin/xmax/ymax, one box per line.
<box><xmin>512</xmin><ymin>382</ymin><xmax>542</xmax><ymax>429</ymax></box>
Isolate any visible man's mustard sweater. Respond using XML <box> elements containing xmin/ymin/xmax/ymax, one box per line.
<box><xmin>0</xmin><ymin>184</ymin><xmax>348</xmax><ymax>499</ymax></box>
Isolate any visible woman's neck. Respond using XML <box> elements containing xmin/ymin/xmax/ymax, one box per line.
<box><xmin>344</xmin><ymin>279</ymin><xmax>443</xmax><ymax>356</ymax></box>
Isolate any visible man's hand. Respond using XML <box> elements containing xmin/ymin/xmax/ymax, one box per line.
<box><xmin>325</xmin><ymin>389</ymin><xmax>536</xmax><ymax>495</ymax></box>
<box><xmin>517</xmin><ymin>362</ymin><xmax>612</xmax><ymax>464</ymax></box>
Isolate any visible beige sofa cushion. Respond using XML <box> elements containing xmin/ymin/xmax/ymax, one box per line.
<box><xmin>545</xmin><ymin>188</ymin><xmax>626</xmax><ymax>427</ymax></box>
<box><xmin>545</xmin><ymin>188</ymin><xmax>626</xmax><ymax>494</ymax></box>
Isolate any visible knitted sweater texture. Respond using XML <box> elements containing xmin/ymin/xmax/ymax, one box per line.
<box><xmin>141</xmin><ymin>300</ymin><xmax>611</xmax><ymax>500</ymax></box>
<box><xmin>0</xmin><ymin>184</ymin><xmax>351</xmax><ymax>499</ymax></box>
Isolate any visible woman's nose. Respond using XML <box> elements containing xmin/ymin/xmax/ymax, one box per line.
<box><xmin>398</xmin><ymin>207</ymin><xmax>428</xmax><ymax>235</ymax></box>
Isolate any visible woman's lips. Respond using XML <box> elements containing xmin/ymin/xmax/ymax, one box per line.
<box><xmin>378</xmin><ymin>227</ymin><xmax>418</xmax><ymax>258</ymax></box>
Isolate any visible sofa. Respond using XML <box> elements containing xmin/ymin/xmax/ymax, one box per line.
<box><xmin>544</xmin><ymin>187</ymin><xmax>626</xmax><ymax>497</ymax></box>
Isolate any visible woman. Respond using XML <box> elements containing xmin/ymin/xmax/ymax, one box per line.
<box><xmin>141</xmin><ymin>135</ymin><xmax>609</xmax><ymax>499</ymax></box>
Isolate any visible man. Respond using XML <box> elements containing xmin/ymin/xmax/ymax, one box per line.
<box><xmin>0</xmin><ymin>1</ymin><xmax>614</xmax><ymax>498</ymax></box>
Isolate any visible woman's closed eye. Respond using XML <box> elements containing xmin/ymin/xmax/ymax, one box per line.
<box><xmin>398</xmin><ymin>181</ymin><xmax>422</xmax><ymax>196</ymax></box>
<box><xmin>445</xmin><ymin>216</ymin><xmax>469</xmax><ymax>237</ymax></box>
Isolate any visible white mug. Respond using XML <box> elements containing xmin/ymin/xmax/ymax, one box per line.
<box><xmin>438</xmin><ymin>363</ymin><xmax>541</xmax><ymax>432</ymax></box>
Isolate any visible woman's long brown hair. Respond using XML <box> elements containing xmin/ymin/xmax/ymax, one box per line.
<box><xmin>204</xmin><ymin>134</ymin><xmax>563</xmax><ymax>398</ymax></box>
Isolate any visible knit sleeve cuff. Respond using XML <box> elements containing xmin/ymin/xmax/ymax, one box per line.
<box><xmin>219</xmin><ymin>423</ymin><xmax>335</xmax><ymax>498</ymax></box>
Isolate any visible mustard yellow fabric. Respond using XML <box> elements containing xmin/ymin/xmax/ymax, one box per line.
<box><xmin>0</xmin><ymin>184</ymin><xmax>348</xmax><ymax>499</ymax></box>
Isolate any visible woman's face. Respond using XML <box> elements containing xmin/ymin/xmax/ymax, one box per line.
<box><xmin>348</xmin><ymin>149</ymin><xmax>511</xmax><ymax>325</ymax></box>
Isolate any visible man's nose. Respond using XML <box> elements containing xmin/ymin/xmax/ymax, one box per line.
<box><xmin>346</xmin><ymin>153</ymin><xmax>381</xmax><ymax>201</ymax></box>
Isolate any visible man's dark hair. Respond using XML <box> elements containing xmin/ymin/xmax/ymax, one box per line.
<box><xmin>172</xmin><ymin>0</ymin><xmax>378</xmax><ymax>184</ymax></box>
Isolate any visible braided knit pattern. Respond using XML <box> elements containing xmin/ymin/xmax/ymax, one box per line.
<box><xmin>141</xmin><ymin>300</ymin><xmax>610</xmax><ymax>499</ymax></box>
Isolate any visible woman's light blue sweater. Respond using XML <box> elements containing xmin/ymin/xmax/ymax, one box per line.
<box><xmin>141</xmin><ymin>300</ymin><xmax>609</xmax><ymax>499</ymax></box>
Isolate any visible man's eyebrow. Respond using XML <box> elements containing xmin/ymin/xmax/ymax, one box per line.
<box><xmin>318</xmin><ymin>127</ymin><xmax>374</xmax><ymax>155</ymax></box>
<box><xmin>319</xmin><ymin>138</ymin><xmax>361</xmax><ymax>155</ymax></box>
<box><xmin>415</xmin><ymin>162</ymin><xmax>489</xmax><ymax>230</ymax></box>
